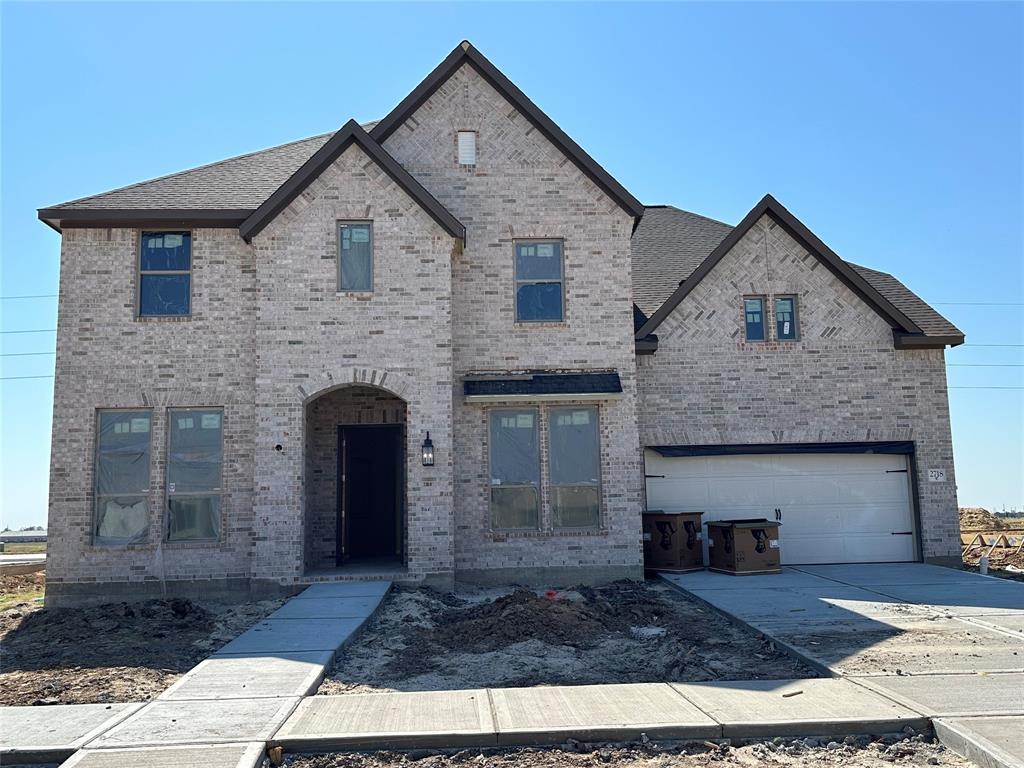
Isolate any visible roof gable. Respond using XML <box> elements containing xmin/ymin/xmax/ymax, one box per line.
<box><xmin>239</xmin><ymin>120</ymin><xmax>464</xmax><ymax>242</ymax></box>
<box><xmin>634</xmin><ymin>195</ymin><xmax>958</xmax><ymax>345</ymax></box>
<box><xmin>370</xmin><ymin>41</ymin><xmax>644</xmax><ymax>220</ymax></box>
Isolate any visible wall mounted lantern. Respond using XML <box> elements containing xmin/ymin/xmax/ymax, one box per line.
<box><xmin>421</xmin><ymin>432</ymin><xmax>435</xmax><ymax>466</ymax></box>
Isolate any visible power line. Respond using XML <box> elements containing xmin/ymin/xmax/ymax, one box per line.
<box><xmin>0</xmin><ymin>375</ymin><xmax>54</xmax><ymax>381</ymax></box>
<box><xmin>0</xmin><ymin>352</ymin><xmax>55</xmax><ymax>357</ymax></box>
<box><xmin>949</xmin><ymin>386</ymin><xmax>1024</xmax><ymax>390</ymax></box>
<box><xmin>960</xmin><ymin>344</ymin><xmax>1024</xmax><ymax>348</ymax></box>
<box><xmin>0</xmin><ymin>294</ymin><xmax>57</xmax><ymax>300</ymax></box>
<box><xmin>947</xmin><ymin>363</ymin><xmax>1024</xmax><ymax>368</ymax></box>
<box><xmin>934</xmin><ymin>302</ymin><xmax>1024</xmax><ymax>306</ymax></box>
<box><xmin>0</xmin><ymin>329</ymin><xmax>57</xmax><ymax>335</ymax></box>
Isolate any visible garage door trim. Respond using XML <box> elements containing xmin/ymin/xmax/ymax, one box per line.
<box><xmin>651</xmin><ymin>441</ymin><xmax>915</xmax><ymax>458</ymax></box>
<box><xmin>644</xmin><ymin>441</ymin><xmax>923</xmax><ymax>564</ymax></box>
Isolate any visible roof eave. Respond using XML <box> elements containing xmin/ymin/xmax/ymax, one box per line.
<box><xmin>371</xmin><ymin>41</ymin><xmax>644</xmax><ymax>220</ymax></box>
<box><xmin>38</xmin><ymin>208</ymin><xmax>253</xmax><ymax>232</ymax></box>
<box><xmin>893</xmin><ymin>331</ymin><xmax>965</xmax><ymax>349</ymax></box>
<box><xmin>239</xmin><ymin>119</ymin><xmax>465</xmax><ymax>243</ymax></box>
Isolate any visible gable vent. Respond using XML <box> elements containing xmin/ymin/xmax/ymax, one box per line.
<box><xmin>457</xmin><ymin>131</ymin><xmax>477</xmax><ymax>165</ymax></box>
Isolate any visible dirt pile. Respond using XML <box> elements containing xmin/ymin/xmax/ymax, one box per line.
<box><xmin>0</xmin><ymin>596</ymin><xmax>282</xmax><ymax>705</ymax></box>
<box><xmin>284</xmin><ymin>732</ymin><xmax>969</xmax><ymax>767</ymax></box>
<box><xmin>959</xmin><ymin>507</ymin><xmax>1008</xmax><ymax>530</ymax></box>
<box><xmin>320</xmin><ymin>581</ymin><xmax>817</xmax><ymax>694</ymax></box>
<box><xmin>0</xmin><ymin>570</ymin><xmax>45</xmax><ymax>599</ymax></box>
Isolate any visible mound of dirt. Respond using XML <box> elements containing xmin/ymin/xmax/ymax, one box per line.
<box><xmin>320</xmin><ymin>581</ymin><xmax>817</xmax><ymax>695</ymax></box>
<box><xmin>0</xmin><ymin>596</ymin><xmax>283</xmax><ymax>705</ymax></box>
<box><xmin>960</xmin><ymin>507</ymin><xmax>1007</xmax><ymax>531</ymax></box>
<box><xmin>0</xmin><ymin>570</ymin><xmax>45</xmax><ymax>598</ymax></box>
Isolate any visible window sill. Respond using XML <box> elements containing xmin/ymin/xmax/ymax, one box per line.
<box><xmin>489</xmin><ymin>527</ymin><xmax>606</xmax><ymax>540</ymax></box>
<box><xmin>513</xmin><ymin>321</ymin><xmax>568</xmax><ymax>329</ymax></box>
<box><xmin>163</xmin><ymin>539</ymin><xmax>223</xmax><ymax>549</ymax></box>
<box><xmin>135</xmin><ymin>315</ymin><xmax>192</xmax><ymax>322</ymax></box>
<box><xmin>335</xmin><ymin>292</ymin><xmax>374</xmax><ymax>298</ymax></box>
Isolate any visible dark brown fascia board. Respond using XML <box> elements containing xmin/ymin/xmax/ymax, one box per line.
<box><xmin>893</xmin><ymin>331</ymin><xmax>965</xmax><ymax>349</ymax></box>
<box><xmin>37</xmin><ymin>208</ymin><xmax>252</xmax><ymax>232</ymax></box>
<box><xmin>635</xmin><ymin>194</ymin><xmax>925</xmax><ymax>340</ymax></box>
<box><xmin>635</xmin><ymin>335</ymin><xmax>659</xmax><ymax>355</ymax></box>
<box><xmin>370</xmin><ymin>41</ymin><xmax>645</xmax><ymax>220</ymax></box>
<box><xmin>239</xmin><ymin>119</ymin><xmax>465</xmax><ymax>243</ymax></box>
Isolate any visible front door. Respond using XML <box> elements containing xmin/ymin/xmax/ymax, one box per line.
<box><xmin>338</xmin><ymin>425</ymin><xmax>402</xmax><ymax>565</ymax></box>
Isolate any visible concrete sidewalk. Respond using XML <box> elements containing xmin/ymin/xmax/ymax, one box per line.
<box><xmin>661</xmin><ymin>564</ymin><xmax>1024</xmax><ymax>768</ymax></box>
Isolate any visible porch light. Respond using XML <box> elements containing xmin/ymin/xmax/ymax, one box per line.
<box><xmin>421</xmin><ymin>432</ymin><xmax>435</xmax><ymax>466</ymax></box>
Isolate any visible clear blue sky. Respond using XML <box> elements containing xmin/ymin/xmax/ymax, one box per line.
<box><xmin>2</xmin><ymin>2</ymin><xmax>1022</xmax><ymax>530</ymax></box>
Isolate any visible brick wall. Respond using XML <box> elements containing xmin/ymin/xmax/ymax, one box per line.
<box><xmin>636</xmin><ymin>215</ymin><xmax>960</xmax><ymax>560</ymax></box>
<box><xmin>47</xmin><ymin>227</ymin><xmax>258</xmax><ymax>602</ymax></box>
<box><xmin>383</xmin><ymin>63</ymin><xmax>645</xmax><ymax>582</ymax></box>
<box><xmin>250</xmin><ymin>143</ymin><xmax>458</xmax><ymax>586</ymax></box>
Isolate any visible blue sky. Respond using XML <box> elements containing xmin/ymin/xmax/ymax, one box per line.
<box><xmin>2</xmin><ymin>2</ymin><xmax>1022</xmax><ymax>529</ymax></box>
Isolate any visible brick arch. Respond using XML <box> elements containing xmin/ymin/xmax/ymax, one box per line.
<box><xmin>297</xmin><ymin>366</ymin><xmax>413</xmax><ymax>405</ymax></box>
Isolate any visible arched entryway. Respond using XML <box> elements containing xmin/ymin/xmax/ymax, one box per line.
<box><xmin>303</xmin><ymin>384</ymin><xmax>407</xmax><ymax>573</ymax></box>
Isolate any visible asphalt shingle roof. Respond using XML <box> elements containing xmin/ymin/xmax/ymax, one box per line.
<box><xmin>630</xmin><ymin>205</ymin><xmax>961</xmax><ymax>339</ymax></box>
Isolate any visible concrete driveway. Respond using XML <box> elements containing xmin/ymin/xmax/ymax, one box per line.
<box><xmin>661</xmin><ymin>563</ymin><xmax>1024</xmax><ymax>768</ymax></box>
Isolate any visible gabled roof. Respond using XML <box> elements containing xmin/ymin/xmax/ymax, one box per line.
<box><xmin>632</xmin><ymin>195</ymin><xmax>963</xmax><ymax>348</ymax></box>
<box><xmin>239</xmin><ymin>120</ymin><xmax>464</xmax><ymax>242</ymax></box>
<box><xmin>371</xmin><ymin>41</ymin><xmax>644</xmax><ymax>220</ymax></box>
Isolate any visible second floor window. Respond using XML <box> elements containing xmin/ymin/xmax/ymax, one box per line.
<box><xmin>744</xmin><ymin>297</ymin><xmax>766</xmax><ymax>341</ymax></box>
<box><xmin>139</xmin><ymin>232</ymin><xmax>191</xmax><ymax>316</ymax></box>
<box><xmin>339</xmin><ymin>222</ymin><xmax>373</xmax><ymax>292</ymax></box>
<box><xmin>775</xmin><ymin>296</ymin><xmax>799</xmax><ymax>340</ymax></box>
<box><xmin>515</xmin><ymin>241</ymin><xmax>563</xmax><ymax>322</ymax></box>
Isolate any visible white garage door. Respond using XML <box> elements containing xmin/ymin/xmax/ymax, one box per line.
<box><xmin>644</xmin><ymin>450</ymin><xmax>917</xmax><ymax>565</ymax></box>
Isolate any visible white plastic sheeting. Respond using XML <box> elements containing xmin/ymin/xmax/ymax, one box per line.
<box><xmin>167</xmin><ymin>408</ymin><xmax>223</xmax><ymax>541</ymax></box>
<box><xmin>94</xmin><ymin>410</ymin><xmax>152</xmax><ymax>545</ymax></box>
<box><xmin>489</xmin><ymin>409</ymin><xmax>540</xmax><ymax>529</ymax></box>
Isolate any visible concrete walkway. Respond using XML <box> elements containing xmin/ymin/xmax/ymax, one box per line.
<box><xmin>661</xmin><ymin>564</ymin><xmax>1024</xmax><ymax>768</ymax></box>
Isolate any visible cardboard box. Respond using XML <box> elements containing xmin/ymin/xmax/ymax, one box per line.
<box><xmin>706</xmin><ymin>519</ymin><xmax>781</xmax><ymax>575</ymax></box>
<box><xmin>642</xmin><ymin>511</ymin><xmax>704</xmax><ymax>573</ymax></box>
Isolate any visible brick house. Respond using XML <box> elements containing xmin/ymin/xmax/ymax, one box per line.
<box><xmin>38</xmin><ymin>42</ymin><xmax>963</xmax><ymax>605</ymax></box>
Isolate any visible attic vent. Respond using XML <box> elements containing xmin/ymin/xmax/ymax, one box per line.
<box><xmin>457</xmin><ymin>131</ymin><xmax>477</xmax><ymax>166</ymax></box>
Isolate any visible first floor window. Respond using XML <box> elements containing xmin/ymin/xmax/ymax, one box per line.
<box><xmin>94</xmin><ymin>410</ymin><xmax>152</xmax><ymax>544</ymax></box>
<box><xmin>339</xmin><ymin>222</ymin><xmax>373</xmax><ymax>292</ymax></box>
<box><xmin>549</xmin><ymin>407</ymin><xmax>601</xmax><ymax>528</ymax></box>
<box><xmin>167</xmin><ymin>408</ymin><xmax>223</xmax><ymax>541</ymax></box>
<box><xmin>139</xmin><ymin>231</ymin><xmax>191</xmax><ymax>316</ymax></box>
<box><xmin>515</xmin><ymin>241</ymin><xmax>564</xmax><ymax>322</ymax></box>
<box><xmin>489</xmin><ymin>409</ymin><xmax>540</xmax><ymax>529</ymax></box>
<box><xmin>775</xmin><ymin>296</ymin><xmax>799</xmax><ymax>340</ymax></box>
<box><xmin>744</xmin><ymin>297</ymin><xmax>765</xmax><ymax>341</ymax></box>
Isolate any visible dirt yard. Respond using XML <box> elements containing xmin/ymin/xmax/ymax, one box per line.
<box><xmin>959</xmin><ymin>507</ymin><xmax>1024</xmax><ymax>580</ymax></box>
<box><xmin>0</xmin><ymin>570</ymin><xmax>46</xmax><ymax>607</ymax></box>
<box><xmin>319</xmin><ymin>581</ymin><xmax>817</xmax><ymax>695</ymax></box>
<box><xmin>284</xmin><ymin>733</ymin><xmax>969</xmax><ymax>767</ymax></box>
<box><xmin>0</xmin><ymin>583</ymin><xmax>283</xmax><ymax>706</ymax></box>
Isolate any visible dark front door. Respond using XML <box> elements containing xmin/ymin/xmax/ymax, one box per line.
<box><xmin>338</xmin><ymin>425</ymin><xmax>402</xmax><ymax>564</ymax></box>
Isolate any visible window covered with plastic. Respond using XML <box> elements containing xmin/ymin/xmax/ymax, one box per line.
<box><xmin>94</xmin><ymin>410</ymin><xmax>152</xmax><ymax>545</ymax></box>
<box><xmin>549</xmin><ymin>407</ymin><xmax>601</xmax><ymax>528</ymax></box>
<box><xmin>489</xmin><ymin>409</ymin><xmax>540</xmax><ymax>529</ymax></box>
<box><xmin>139</xmin><ymin>232</ymin><xmax>191</xmax><ymax>316</ymax></box>
<box><xmin>167</xmin><ymin>409</ymin><xmax>223</xmax><ymax>541</ymax></box>
<box><xmin>515</xmin><ymin>241</ymin><xmax>563</xmax><ymax>322</ymax></box>
<box><xmin>339</xmin><ymin>222</ymin><xmax>373</xmax><ymax>292</ymax></box>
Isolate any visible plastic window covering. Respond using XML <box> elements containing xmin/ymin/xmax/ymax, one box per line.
<box><xmin>139</xmin><ymin>232</ymin><xmax>191</xmax><ymax>316</ymax></box>
<box><xmin>167</xmin><ymin>408</ymin><xmax>223</xmax><ymax>541</ymax></box>
<box><xmin>339</xmin><ymin>222</ymin><xmax>373</xmax><ymax>292</ymax></box>
<box><xmin>94</xmin><ymin>410</ymin><xmax>152</xmax><ymax>545</ymax></box>
<box><xmin>744</xmin><ymin>297</ymin><xmax>765</xmax><ymax>341</ymax></box>
<box><xmin>515</xmin><ymin>241</ymin><xmax>563</xmax><ymax>322</ymax></box>
<box><xmin>489</xmin><ymin>409</ymin><xmax>540</xmax><ymax>529</ymax></box>
<box><xmin>549</xmin><ymin>406</ymin><xmax>601</xmax><ymax>528</ymax></box>
<box><xmin>775</xmin><ymin>296</ymin><xmax>798</xmax><ymax>340</ymax></box>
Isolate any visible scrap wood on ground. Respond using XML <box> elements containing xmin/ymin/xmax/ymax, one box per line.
<box><xmin>959</xmin><ymin>507</ymin><xmax>1024</xmax><ymax>579</ymax></box>
<box><xmin>284</xmin><ymin>733</ymin><xmax>970</xmax><ymax>767</ymax></box>
<box><xmin>0</xmin><ymin>589</ymin><xmax>283</xmax><ymax>706</ymax></box>
<box><xmin>319</xmin><ymin>580</ymin><xmax>817</xmax><ymax>695</ymax></box>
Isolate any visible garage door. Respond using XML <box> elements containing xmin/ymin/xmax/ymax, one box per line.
<box><xmin>644</xmin><ymin>450</ymin><xmax>917</xmax><ymax>564</ymax></box>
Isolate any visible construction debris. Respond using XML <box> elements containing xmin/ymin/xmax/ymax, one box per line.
<box><xmin>960</xmin><ymin>507</ymin><xmax>1024</xmax><ymax>578</ymax></box>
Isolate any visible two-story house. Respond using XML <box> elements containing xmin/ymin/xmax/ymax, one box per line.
<box><xmin>38</xmin><ymin>42</ymin><xmax>963</xmax><ymax>605</ymax></box>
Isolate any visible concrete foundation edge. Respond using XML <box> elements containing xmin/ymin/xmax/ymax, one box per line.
<box><xmin>455</xmin><ymin>564</ymin><xmax>642</xmax><ymax>588</ymax></box>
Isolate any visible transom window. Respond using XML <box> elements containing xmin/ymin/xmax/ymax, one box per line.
<box><xmin>743</xmin><ymin>297</ymin><xmax>766</xmax><ymax>341</ymax></box>
<box><xmin>489</xmin><ymin>409</ymin><xmax>540</xmax><ymax>529</ymax></box>
<box><xmin>514</xmin><ymin>241</ymin><xmax>564</xmax><ymax>322</ymax></box>
<box><xmin>167</xmin><ymin>408</ymin><xmax>224</xmax><ymax>541</ymax></box>
<box><xmin>549</xmin><ymin>407</ymin><xmax>601</xmax><ymax>528</ymax></box>
<box><xmin>338</xmin><ymin>222</ymin><xmax>373</xmax><ymax>292</ymax></box>
<box><xmin>775</xmin><ymin>296</ymin><xmax>799</xmax><ymax>340</ymax></box>
<box><xmin>94</xmin><ymin>410</ymin><xmax>152</xmax><ymax>545</ymax></box>
<box><xmin>139</xmin><ymin>232</ymin><xmax>191</xmax><ymax>316</ymax></box>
